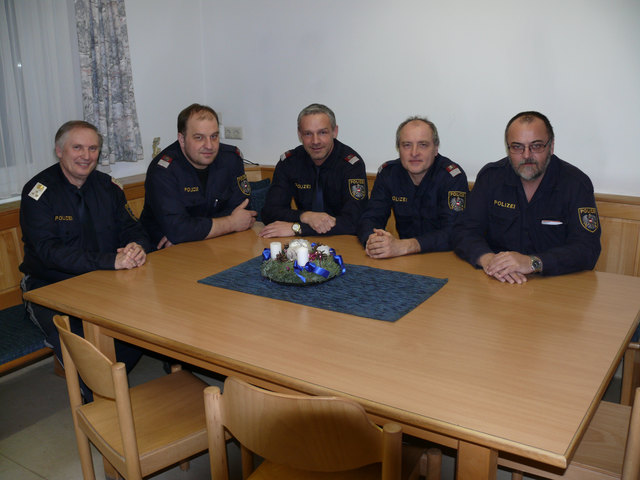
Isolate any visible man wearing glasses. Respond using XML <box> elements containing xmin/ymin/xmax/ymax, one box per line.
<box><xmin>453</xmin><ymin>111</ymin><xmax>601</xmax><ymax>284</ymax></box>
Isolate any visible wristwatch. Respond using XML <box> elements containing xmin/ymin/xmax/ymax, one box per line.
<box><xmin>530</xmin><ymin>255</ymin><xmax>543</xmax><ymax>273</ymax></box>
<box><xmin>292</xmin><ymin>222</ymin><xmax>302</xmax><ymax>235</ymax></box>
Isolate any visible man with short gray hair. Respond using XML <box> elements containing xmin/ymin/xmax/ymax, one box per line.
<box><xmin>357</xmin><ymin>116</ymin><xmax>468</xmax><ymax>258</ymax></box>
<box><xmin>260</xmin><ymin>103</ymin><xmax>368</xmax><ymax>237</ymax></box>
<box><xmin>20</xmin><ymin>120</ymin><xmax>150</xmax><ymax>397</ymax></box>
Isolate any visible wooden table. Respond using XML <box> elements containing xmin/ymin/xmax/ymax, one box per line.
<box><xmin>24</xmin><ymin>226</ymin><xmax>640</xmax><ymax>479</ymax></box>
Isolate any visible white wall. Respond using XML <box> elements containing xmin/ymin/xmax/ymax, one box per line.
<box><xmin>121</xmin><ymin>0</ymin><xmax>208</xmax><ymax>177</ymax></box>
<box><xmin>124</xmin><ymin>0</ymin><xmax>640</xmax><ymax>196</ymax></box>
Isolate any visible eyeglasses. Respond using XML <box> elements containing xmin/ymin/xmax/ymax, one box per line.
<box><xmin>508</xmin><ymin>139</ymin><xmax>551</xmax><ymax>154</ymax></box>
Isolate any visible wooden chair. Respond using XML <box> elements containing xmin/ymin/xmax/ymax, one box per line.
<box><xmin>204</xmin><ymin>376</ymin><xmax>441</xmax><ymax>480</ymax></box>
<box><xmin>502</xmin><ymin>388</ymin><xmax>640</xmax><ymax>480</ymax></box>
<box><xmin>54</xmin><ymin>315</ymin><xmax>209</xmax><ymax>480</ymax></box>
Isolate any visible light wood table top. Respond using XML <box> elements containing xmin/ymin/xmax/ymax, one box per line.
<box><xmin>25</xmin><ymin>226</ymin><xmax>640</xmax><ymax>479</ymax></box>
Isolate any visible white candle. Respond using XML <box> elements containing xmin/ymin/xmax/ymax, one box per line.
<box><xmin>270</xmin><ymin>242</ymin><xmax>282</xmax><ymax>258</ymax></box>
<box><xmin>296</xmin><ymin>247</ymin><xmax>309</xmax><ymax>266</ymax></box>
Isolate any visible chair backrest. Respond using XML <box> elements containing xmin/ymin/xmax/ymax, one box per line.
<box><xmin>205</xmin><ymin>377</ymin><xmax>402</xmax><ymax>479</ymax></box>
<box><xmin>53</xmin><ymin>315</ymin><xmax>118</xmax><ymax>399</ymax></box>
<box><xmin>623</xmin><ymin>388</ymin><xmax>640</xmax><ymax>479</ymax></box>
<box><xmin>54</xmin><ymin>315</ymin><xmax>142</xmax><ymax>479</ymax></box>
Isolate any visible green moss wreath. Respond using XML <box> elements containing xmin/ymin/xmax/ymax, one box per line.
<box><xmin>261</xmin><ymin>243</ymin><xmax>343</xmax><ymax>285</ymax></box>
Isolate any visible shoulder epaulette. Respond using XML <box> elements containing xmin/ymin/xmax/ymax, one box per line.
<box><xmin>157</xmin><ymin>155</ymin><xmax>173</xmax><ymax>168</ymax></box>
<box><xmin>279</xmin><ymin>150</ymin><xmax>293</xmax><ymax>162</ymax></box>
<box><xmin>446</xmin><ymin>163</ymin><xmax>462</xmax><ymax>177</ymax></box>
<box><xmin>27</xmin><ymin>182</ymin><xmax>47</xmax><ymax>201</ymax></box>
<box><xmin>377</xmin><ymin>161</ymin><xmax>391</xmax><ymax>174</ymax></box>
<box><xmin>344</xmin><ymin>154</ymin><xmax>361</xmax><ymax>165</ymax></box>
<box><xmin>220</xmin><ymin>143</ymin><xmax>244</xmax><ymax>160</ymax></box>
<box><xmin>110</xmin><ymin>177</ymin><xmax>124</xmax><ymax>191</ymax></box>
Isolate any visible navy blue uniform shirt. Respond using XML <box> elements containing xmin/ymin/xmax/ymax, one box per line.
<box><xmin>357</xmin><ymin>155</ymin><xmax>468</xmax><ymax>252</ymax></box>
<box><xmin>20</xmin><ymin>164</ymin><xmax>150</xmax><ymax>285</ymax></box>
<box><xmin>140</xmin><ymin>140</ymin><xmax>250</xmax><ymax>245</ymax></box>
<box><xmin>453</xmin><ymin>155</ymin><xmax>601</xmax><ymax>275</ymax></box>
<box><xmin>261</xmin><ymin>139</ymin><xmax>368</xmax><ymax>236</ymax></box>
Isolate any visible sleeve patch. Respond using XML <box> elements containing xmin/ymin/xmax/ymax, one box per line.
<box><xmin>578</xmin><ymin>207</ymin><xmax>599</xmax><ymax>232</ymax></box>
<box><xmin>158</xmin><ymin>155</ymin><xmax>173</xmax><ymax>168</ymax></box>
<box><xmin>446</xmin><ymin>164</ymin><xmax>462</xmax><ymax>177</ymax></box>
<box><xmin>349</xmin><ymin>179</ymin><xmax>366</xmax><ymax>200</ymax></box>
<box><xmin>111</xmin><ymin>177</ymin><xmax>124</xmax><ymax>191</ymax></box>
<box><xmin>448</xmin><ymin>191</ymin><xmax>466</xmax><ymax>211</ymax></box>
<box><xmin>28</xmin><ymin>182</ymin><xmax>47</xmax><ymax>201</ymax></box>
<box><xmin>345</xmin><ymin>154</ymin><xmax>361</xmax><ymax>165</ymax></box>
<box><xmin>237</xmin><ymin>174</ymin><xmax>251</xmax><ymax>195</ymax></box>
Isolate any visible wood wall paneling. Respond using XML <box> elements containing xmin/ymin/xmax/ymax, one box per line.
<box><xmin>596</xmin><ymin>197</ymin><xmax>640</xmax><ymax>276</ymax></box>
<box><xmin>1</xmin><ymin>169</ymin><xmax>638</xmax><ymax>311</ymax></box>
<box><xmin>0</xmin><ymin>208</ymin><xmax>24</xmax><ymax>309</ymax></box>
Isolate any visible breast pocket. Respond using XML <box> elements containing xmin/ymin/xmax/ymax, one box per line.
<box><xmin>181</xmin><ymin>188</ymin><xmax>209</xmax><ymax>217</ymax></box>
<box><xmin>488</xmin><ymin>205</ymin><xmax>518</xmax><ymax>242</ymax></box>
<box><xmin>58</xmin><ymin>221</ymin><xmax>80</xmax><ymax>243</ymax></box>
<box><xmin>52</xmin><ymin>210</ymin><xmax>79</xmax><ymax>241</ymax></box>
<box><xmin>536</xmin><ymin>214</ymin><xmax>568</xmax><ymax>245</ymax></box>
<box><xmin>182</xmin><ymin>188</ymin><xmax>204</xmax><ymax>207</ymax></box>
<box><xmin>211</xmin><ymin>186</ymin><xmax>235</xmax><ymax>215</ymax></box>
<box><xmin>390</xmin><ymin>201</ymin><xmax>414</xmax><ymax>234</ymax></box>
<box><xmin>324</xmin><ymin>178</ymin><xmax>342</xmax><ymax>205</ymax></box>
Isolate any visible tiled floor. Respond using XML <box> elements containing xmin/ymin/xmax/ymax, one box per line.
<box><xmin>0</xmin><ymin>353</ymin><xmax>622</xmax><ymax>480</ymax></box>
<box><xmin>0</xmin><ymin>354</ymin><xmax>243</xmax><ymax>480</ymax></box>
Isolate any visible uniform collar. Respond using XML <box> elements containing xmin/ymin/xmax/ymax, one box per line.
<box><xmin>169</xmin><ymin>140</ymin><xmax>216</xmax><ymax>175</ymax></box>
<box><xmin>55</xmin><ymin>163</ymin><xmax>98</xmax><ymax>193</ymax></box>
<box><xmin>404</xmin><ymin>153</ymin><xmax>442</xmax><ymax>188</ymax></box>
<box><xmin>302</xmin><ymin>138</ymin><xmax>343</xmax><ymax>170</ymax></box>
<box><xmin>503</xmin><ymin>157</ymin><xmax>521</xmax><ymax>187</ymax></box>
<box><xmin>534</xmin><ymin>154</ymin><xmax>559</xmax><ymax>195</ymax></box>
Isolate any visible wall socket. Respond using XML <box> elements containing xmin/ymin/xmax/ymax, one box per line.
<box><xmin>224</xmin><ymin>126</ymin><xmax>243</xmax><ymax>140</ymax></box>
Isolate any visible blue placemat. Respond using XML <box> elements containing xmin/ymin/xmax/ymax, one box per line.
<box><xmin>198</xmin><ymin>256</ymin><xmax>447</xmax><ymax>322</ymax></box>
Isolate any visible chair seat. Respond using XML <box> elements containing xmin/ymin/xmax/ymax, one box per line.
<box><xmin>77</xmin><ymin>369</ymin><xmax>209</xmax><ymax>477</ymax></box>
<box><xmin>569</xmin><ymin>401</ymin><xmax>629</xmax><ymax>478</ymax></box>
<box><xmin>500</xmin><ymin>400</ymin><xmax>631</xmax><ymax>479</ymax></box>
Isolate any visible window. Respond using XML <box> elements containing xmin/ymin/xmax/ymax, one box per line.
<box><xmin>0</xmin><ymin>0</ymin><xmax>83</xmax><ymax>201</ymax></box>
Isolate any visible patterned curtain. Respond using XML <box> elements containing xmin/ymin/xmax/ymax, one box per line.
<box><xmin>74</xmin><ymin>0</ymin><xmax>143</xmax><ymax>167</ymax></box>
